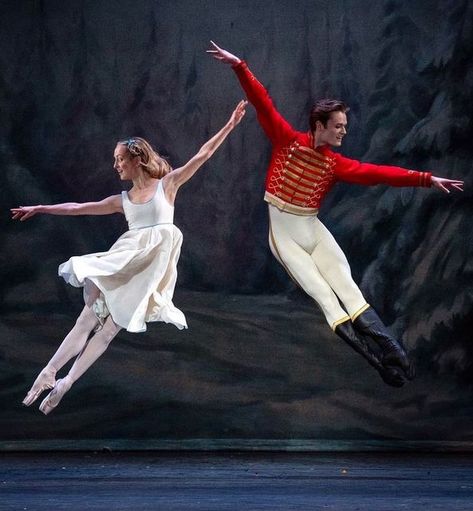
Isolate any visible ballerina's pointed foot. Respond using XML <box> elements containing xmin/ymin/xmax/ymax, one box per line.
<box><xmin>22</xmin><ymin>368</ymin><xmax>57</xmax><ymax>406</ymax></box>
<box><xmin>39</xmin><ymin>376</ymin><xmax>73</xmax><ymax>415</ymax></box>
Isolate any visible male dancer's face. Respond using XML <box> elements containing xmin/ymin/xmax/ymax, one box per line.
<box><xmin>315</xmin><ymin>111</ymin><xmax>347</xmax><ymax>147</ymax></box>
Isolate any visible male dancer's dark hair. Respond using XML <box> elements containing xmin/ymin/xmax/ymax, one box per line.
<box><xmin>309</xmin><ymin>99</ymin><xmax>349</xmax><ymax>130</ymax></box>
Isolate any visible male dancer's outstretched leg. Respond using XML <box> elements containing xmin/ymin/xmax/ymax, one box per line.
<box><xmin>268</xmin><ymin>206</ymin><xmax>414</xmax><ymax>386</ymax></box>
<box><xmin>309</xmin><ymin>215</ymin><xmax>415</xmax><ymax>383</ymax></box>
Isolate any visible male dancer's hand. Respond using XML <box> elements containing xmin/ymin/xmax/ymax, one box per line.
<box><xmin>431</xmin><ymin>176</ymin><xmax>464</xmax><ymax>193</ymax></box>
<box><xmin>207</xmin><ymin>41</ymin><xmax>241</xmax><ymax>65</ymax></box>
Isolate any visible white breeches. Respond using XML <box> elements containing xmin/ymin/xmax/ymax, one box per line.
<box><xmin>268</xmin><ymin>205</ymin><xmax>369</xmax><ymax>329</ymax></box>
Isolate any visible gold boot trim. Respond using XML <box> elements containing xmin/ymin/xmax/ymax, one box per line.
<box><xmin>331</xmin><ymin>315</ymin><xmax>351</xmax><ymax>331</ymax></box>
<box><xmin>351</xmin><ymin>303</ymin><xmax>370</xmax><ymax>322</ymax></box>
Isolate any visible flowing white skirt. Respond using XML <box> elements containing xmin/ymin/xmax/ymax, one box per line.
<box><xmin>58</xmin><ymin>224</ymin><xmax>187</xmax><ymax>333</ymax></box>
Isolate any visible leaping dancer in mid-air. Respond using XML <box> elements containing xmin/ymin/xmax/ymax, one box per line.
<box><xmin>13</xmin><ymin>100</ymin><xmax>247</xmax><ymax>414</ymax></box>
<box><xmin>207</xmin><ymin>41</ymin><xmax>463</xmax><ymax>387</ymax></box>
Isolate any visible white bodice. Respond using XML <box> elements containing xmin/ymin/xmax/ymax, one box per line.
<box><xmin>121</xmin><ymin>180</ymin><xmax>174</xmax><ymax>229</ymax></box>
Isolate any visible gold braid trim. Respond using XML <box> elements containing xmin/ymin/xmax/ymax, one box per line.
<box><xmin>264</xmin><ymin>192</ymin><xmax>319</xmax><ymax>216</ymax></box>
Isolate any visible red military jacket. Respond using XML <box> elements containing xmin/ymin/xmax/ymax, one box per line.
<box><xmin>233</xmin><ymin>61</ymin><xmax>432</xmax><ymax>216</ymax></box>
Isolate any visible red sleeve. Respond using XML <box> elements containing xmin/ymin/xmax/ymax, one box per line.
<box><xmin>232</xmin><ymin>61</ymin><xmax>297</xmax><ymax>146</ymax></box>
<box><xmin>333</xmin><ymin>153</ymin><xmax>432</xmax><ymax>187</ymax></box>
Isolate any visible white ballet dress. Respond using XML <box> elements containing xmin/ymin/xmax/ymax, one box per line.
<box><xmin>58</xmin><ymin>180</ymin><xmax>188</xmax><ymax>333</ymax></box>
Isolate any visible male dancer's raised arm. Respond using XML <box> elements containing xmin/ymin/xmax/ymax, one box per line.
<box><xmin>207</xmin><ymin>41</ymin><xmax>463</xmax><ymax>193</ymax></box>
<box><xmin>207</xmin><ymin>41</ymin><xmax>297</xmax><ymax>148</ymax></box>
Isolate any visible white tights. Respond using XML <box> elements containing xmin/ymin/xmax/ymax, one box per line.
<box><xmin>268</xmin><ymin>205</ymin><xmax>369</xmax><ymax>329</ymax></box>
<box><xmin>68</xmin><ymin>316</ymin><xmax>121</xmax><ymax>383</ymax></box>
<box><xmin>44</xmin><ymin>281</ymin><xmax>121</xmax><ymax>384</ymax></box>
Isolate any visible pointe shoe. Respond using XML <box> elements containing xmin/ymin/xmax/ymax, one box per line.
<box><xmin>39</xmin><ymin>376</ymin><xmax>73</xmax><ymax>415</ymax></box>
<box><xmin>22</xmin><ymin>367</ymin><xmax>57</xmax><ymax>406</ymax></box>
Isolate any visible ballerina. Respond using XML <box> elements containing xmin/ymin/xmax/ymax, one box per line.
<box><xmin>12</xmin><ymin>100</ymin><xmax>247</xmax><ymax>414</ymax></box>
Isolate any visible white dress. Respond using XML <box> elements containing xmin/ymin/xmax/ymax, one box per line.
<box><xmin>58</xmin><ymin>180</ymin><xmax>188</xmax><ymax>333</ymax></box>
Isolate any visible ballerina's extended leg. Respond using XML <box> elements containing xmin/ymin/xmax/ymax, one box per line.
<box><xmin>22</xmin><ymin>305</ymin><xmax>99</xmax><ymax>406</ymax></box>
<box><xmin>39</xmin><ymin>316</ymin><xmax>121</xmax><ymax>415</ymax></box>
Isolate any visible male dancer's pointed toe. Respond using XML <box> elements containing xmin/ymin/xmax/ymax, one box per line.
<box><xmin>334</xmin><ymin>319</ymin><xmax>408</xmax><ymax>388</ymax></box>
<box><xmin>353</xmin><ymin>308</ymin><xmax>416</xmax><ymax>382</ymax></box>
<box><xmin>383</xmin><ymin>349</ymin><xmax>416</xmax><ymax>381</ymax></box>
<box><xmin>39</xmin><ymin>376</ymin><xmax>73</xmax><ymax>415</ymax></box>
<box><xmin>22</xmin><ymin>367</ymin><xmax>56</xmax><ymax>406</ymax></box>
<box><xmin>378</xmin><ymin>366</ymin><xmax>407</xmax><ymax>388</ymax></box>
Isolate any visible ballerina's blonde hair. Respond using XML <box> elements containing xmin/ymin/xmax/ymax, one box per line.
<box><xmin>119</xmin><ymin>137</ymin><xmax>172</xmax><ymax>178</ymax></box>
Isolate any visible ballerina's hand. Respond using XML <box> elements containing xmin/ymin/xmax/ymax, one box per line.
<box><xmin>206</xmin><ymin>40</ymin><xmax>241</xmax><ymax>65</ymax></box>
<box><xmin>228</xmin><ymin>100</ymin><xmax>248</xmax><ymax>128</ymax></box>
<box><xmin>10</xmin><ymin>206</ymin><xmax>40</xmax><ymax>221</ymax></box>
<box><xmin>431</xmin><ymin>176</ymin><xmax>464</xmax><ymax>193</ymax></box>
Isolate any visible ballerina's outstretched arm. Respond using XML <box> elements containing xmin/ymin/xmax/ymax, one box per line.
<box><xmin>10</xmin><ymin>194</ymin><xmax>123</xmax><ymax>221</ymax></box>
<box><xmin>163</xmin><ymin>100</ymin><xmax>247</xmax><ymax>204</ymax></box>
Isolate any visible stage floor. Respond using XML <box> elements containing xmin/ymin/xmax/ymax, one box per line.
<box><xmin>1</xmin><ymin>451</ymin><xmax>472</xmax><ymax>510</ymax></box>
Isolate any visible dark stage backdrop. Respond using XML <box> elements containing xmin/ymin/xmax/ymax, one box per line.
<box><xmin>1</xmin><ymin>0</ymin><xmax>472</xmax><ymax>449</ymax></box>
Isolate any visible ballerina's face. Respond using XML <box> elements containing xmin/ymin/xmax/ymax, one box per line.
<box><xmin>113</xmin><ymin>144</ymin><xmax>141</xmax><ymax>180</ymax></box>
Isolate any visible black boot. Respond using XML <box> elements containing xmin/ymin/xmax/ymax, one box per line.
<box><xmin>334</xmin><ymin>320</ymin><xmax>406</xmax><ymax>387</ymax></box>
<box><xmin>353</xmin><ymin>308</ymin><xmax>415</xmax><ymax>381</ymax></box>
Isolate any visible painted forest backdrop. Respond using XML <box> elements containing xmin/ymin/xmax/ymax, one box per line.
<box><xmin>0</xmin><ymin>0</ymin><xmax>472</xmax><ymax>448</ymax></box>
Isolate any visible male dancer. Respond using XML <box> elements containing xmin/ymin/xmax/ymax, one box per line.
<box><xmin>207</xmin><ymin>42</ymin><xmax>464</xmax><ymax>387</ymax></box>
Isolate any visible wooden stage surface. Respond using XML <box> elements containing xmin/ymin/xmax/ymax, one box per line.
<box><xmin>1</xmin><ymin>451</ymin><xmax>472</xmax><ymax>510</ymax></box>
